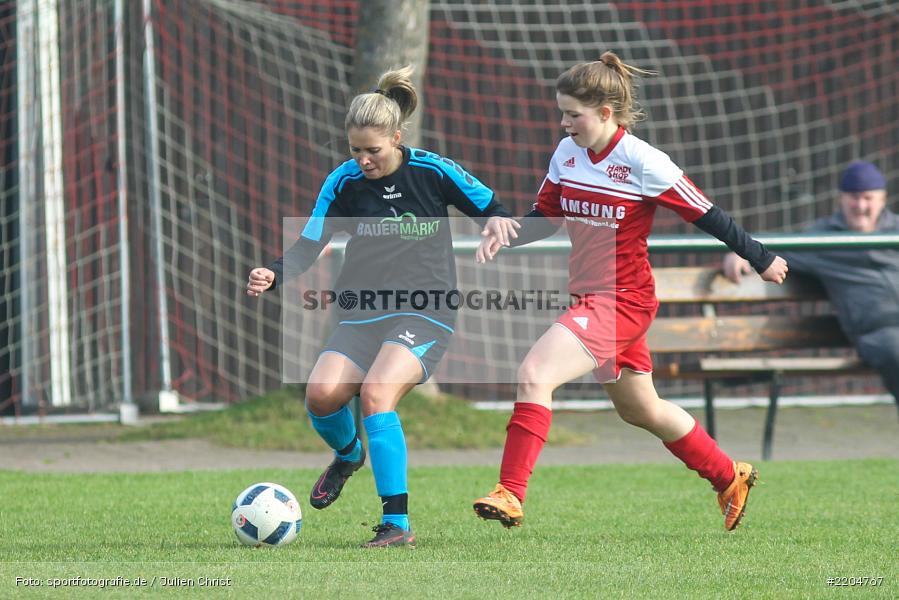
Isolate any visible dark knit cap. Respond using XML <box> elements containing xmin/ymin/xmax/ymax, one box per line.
<box><xmin>839</xmin><ymin>161</ymin><xmax>886</xmax><ymax>192</ymax></box>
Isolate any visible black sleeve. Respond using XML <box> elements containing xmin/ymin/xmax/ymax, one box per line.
<box><xmin>470</xmin><ymin>199</ymin><xmax>514</xmax><ymax>226</ymax></box>
<box><xmin>509</xmin><ymin>208</ymin><xmax>562</xmax><ymax>247</ymax></box>
<box><xmin>434</xmin><ymin>157</ymin><xmax>512</xmax><ymax>226</ymax></box>
<box><xmin>267</xmin><ymin>236</ymin><xmax>327</xmax><ymax>290</ymax></box>
<box><xmin>693</xmin><ymin>206</ymin><xmax>776</xmax><ymax>273</ymax></box>
<box><xmin>447</xmin><ymin>186</ymin><xmax>513</xmax><ymax>227</ymax></box>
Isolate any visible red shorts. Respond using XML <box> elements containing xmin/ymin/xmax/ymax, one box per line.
<box><xmin>555</xmin><ymin>293</ymin><xmax>658</xmax><ymax>383</ymax></box>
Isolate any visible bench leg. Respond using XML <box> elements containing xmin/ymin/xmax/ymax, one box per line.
<box><xmin>762</xmin><ymin>372</ymin><xmax>783</xmax><ymax>461</ymax></box>
<box><xmin>703</xmin><ymin>379</ymin><xmax>716</xmax><ymax>439</ymax></box>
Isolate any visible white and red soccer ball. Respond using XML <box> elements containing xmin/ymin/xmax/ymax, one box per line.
<box><xmin>231</xmin><ymin>482</ymin><xmax>302</xmax><ymax>547</ymax></box>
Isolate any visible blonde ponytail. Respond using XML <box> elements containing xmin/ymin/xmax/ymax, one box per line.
<box><xmin>345</xmin><ymin>65</ymin><xmax>418</xmax><ymax>134</ymax></box>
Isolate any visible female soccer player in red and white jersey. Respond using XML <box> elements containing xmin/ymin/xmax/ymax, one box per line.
<box><xmin>472</xmin><ymin>52</ymin><xmax>788</xmax><ymax>532</ymax></box>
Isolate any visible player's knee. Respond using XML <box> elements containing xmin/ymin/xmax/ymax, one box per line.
<box><xmin>857</xmin><ymin>328</ymin><xmax>899</xmax><ymax>369</ymax></box>
<box><xmin>616</xmin><ymin>405</ymin><xmax>643</xmax><ymax>427</ymax></box>
<box><xmin>516</xmin><ymin>359</ymin><xmax>556</xmax><ymax>395</ymax></box>
<box><xmin>616</xmin><ymin>401</ymin><xmax>658</xmax><ymax>428</ymax></box>
<box><xmin>878</xmin><ymin>340</ymin><xmax>899</xmax><ymax>368</ymax></box>
<box><xmin>358</xmin><ymin>382</ymin><xmax>396</xmax><ymax>416</ymax></box>
<box><xmin>304</xmin><ymin>382</ymin><xmax>346</xmax><ymax>416</ymax></box>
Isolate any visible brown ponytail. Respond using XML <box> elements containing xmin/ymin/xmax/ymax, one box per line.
<box><xmin>556</xmin><ymin>51</ymin><xmax>655</xmax><ymax>130</ymax></box>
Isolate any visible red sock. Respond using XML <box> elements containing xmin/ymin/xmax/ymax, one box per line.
<box><xmin>663</xmin><ymin>420</ymin><xmax>735</xmax><ymax>492</ymax></box>
<box><xmin>499</xmin><ymin>402</ymin><xmax>553</xmax><ymax>502</ymax></box>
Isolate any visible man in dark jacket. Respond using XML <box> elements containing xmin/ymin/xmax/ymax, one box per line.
<box><xmin>723</xmin><ymin>161</ymin><xmax>899</xmax><ymax>412</ymax></box>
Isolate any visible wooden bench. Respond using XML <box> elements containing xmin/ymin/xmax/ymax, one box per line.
<box><xmin>648</xmin><ymin>267</ymin><xmax>870</xmax><ymax>460</ymax></box>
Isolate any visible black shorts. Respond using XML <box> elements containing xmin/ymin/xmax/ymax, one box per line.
<box><xmin>321</xmin><ymin>315</ymin><xmax>452</xmax><ymax>383</ymax></box>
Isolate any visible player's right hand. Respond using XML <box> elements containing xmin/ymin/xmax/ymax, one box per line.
<box><xmin>760</xmin><ymin>255</ymin><xmax>788</xmax><ymax>285</ymax></box>
<box><xmin>247</xmin><ymin>267</ymin><xmax>275</xmax><ymax>296</ymax></box>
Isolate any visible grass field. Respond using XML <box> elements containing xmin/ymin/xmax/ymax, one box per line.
<box><xmin>1</xmin><ymin>460</ymin><xmax>895</xmax><ymax>598</ymax></box>
<box><xmin>113</xmin><ymin>388</ymin><xmax>585</xmax><ymax>450</ymax></box>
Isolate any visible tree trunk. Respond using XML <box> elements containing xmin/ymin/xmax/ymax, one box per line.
<box><xmin>351</xmin><ymin>0</ymin><xmax>430</xmax><ymax>147</ymax></box>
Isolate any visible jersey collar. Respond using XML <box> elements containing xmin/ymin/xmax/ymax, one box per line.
<box><xmin>587</xmin><ymin>125</ymin><xmax>626</xmax><ymax>164</ymax></box>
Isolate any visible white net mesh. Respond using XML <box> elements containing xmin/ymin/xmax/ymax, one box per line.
<box><xmin>2</xmin><ymin>0</ymin><xmax>896</xmax><ymax>413</ymax></box>
<box><xmin>145</xmin><ymin>0</ymin><xmax>353</xmax><ymax>402</ymax></box>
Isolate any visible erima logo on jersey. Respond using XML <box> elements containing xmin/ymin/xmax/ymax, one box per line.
<box><xmin>563</xmin><ymin>156</ymin><xmax>575</xmax><ymax>168</ymax></box>
<box><xmin>399</xmin><ymin>330</ymin><xmax>416</xmax><ymax>344</ymax></box>
<box><xmin>573</xmin><ymin>317</ymin><xmax>589</xmax><ymax>330</ymax></box>
<box><xmin>382</xmin><ymin>185</ymin><xmax>402</xmax><ymax>200</ymax></box>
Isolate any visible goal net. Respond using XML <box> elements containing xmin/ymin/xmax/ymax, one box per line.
<box><xmin>2</xmin><ymin>0</ymin><xmax>896</xmax><ymax>414</ymax></box>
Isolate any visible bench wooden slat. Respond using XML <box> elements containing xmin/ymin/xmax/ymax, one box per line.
<box><xmin>699</xmin><ymin>356</ymin><xmax>865</xmax><ymax>372</ymax></box>
<box><xmin>647</xmin><ymin>315</ymin><xmax>850</xmax><ymax>352</ymax></box>
<box><xmin>653</xmin><ymin>267</ymin><xmax>827</xmax><ymax>303</ymax></box>
<box><xmin>658</xmin><ymin>356</ymin><xmax>871</xmax><ymax>380</ymax></box>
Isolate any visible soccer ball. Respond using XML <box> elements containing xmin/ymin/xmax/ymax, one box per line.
<box><xmin>231</xmin><ymin>482</ymin><xmax>302</xmax><ymax>547</ymax></box>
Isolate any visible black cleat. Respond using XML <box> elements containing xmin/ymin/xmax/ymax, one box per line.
<box><xmin>309</xmin><ymin>447</ymin><xmax>365</xmax><ymax>509</ymax></box>
<box><xmin>361</xmin><ymin>523</ymin><xmax>416</xmax><ymax>548</ymax></box>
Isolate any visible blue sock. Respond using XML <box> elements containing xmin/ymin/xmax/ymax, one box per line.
<box><xmin>308</xmin><ymin>405</ymin><xmax>360</xmax><ymax>461</ymax></box>
<box><xmin>383</xmin><ymin>513</ymin><xmax>409</xmax><ymax>530</ymax></box>
<box><xmin>363</xmin><ymin>411</ymin><xmax>409</xmax><ymax>530</ymax></box>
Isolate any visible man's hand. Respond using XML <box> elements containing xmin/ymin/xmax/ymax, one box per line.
<box><xmin>722</xmin><ymin>252</ymin><xmax>753</xmax><ymax>283</ymax></box>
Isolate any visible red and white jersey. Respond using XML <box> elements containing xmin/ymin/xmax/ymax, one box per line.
<box><xmin>536</xmin><ymin>126</ymin><xmax>713</xmax><ymax>304</ymax></box>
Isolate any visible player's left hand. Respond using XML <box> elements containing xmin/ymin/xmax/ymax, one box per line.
<box><xmin>476</xmin><ymin>234</ymin><xmax>503</xmax><ymax>263</ymax></box>
<box><xmin>760</xmin><ymin>256</ymin><xmax>788</xmax><ymax>285</ymax></box>
<box><xmin>481</xmin><ymin>216</ymin><xmax>520</xmax><ymax>248</ymax></box>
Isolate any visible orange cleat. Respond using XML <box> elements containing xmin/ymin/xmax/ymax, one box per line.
<box><xmin>473</xmin><ymin>483</ymin><xmax>524</xmax><ymax>528</ymax></box>
<box><xmin>717</xmin><ymin>461</ymin><xmax>758</xmax><ymax>531</ymax></box>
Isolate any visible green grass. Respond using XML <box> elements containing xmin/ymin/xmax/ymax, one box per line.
<box><xmin>114</xmin><ymin>387</ymin><xmax>585</xmax><ymax>450</ymax></box>
<box><xmin>1</xmin><ymin>460</ymin><xmax>896</xmax><ymax>598</ymax></box>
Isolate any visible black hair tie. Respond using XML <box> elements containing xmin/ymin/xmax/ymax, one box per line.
<box><xmin>371</xmin><ymin>88</ymin><xmax>390</xmax><ymax>98</ymax></box>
